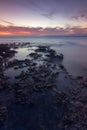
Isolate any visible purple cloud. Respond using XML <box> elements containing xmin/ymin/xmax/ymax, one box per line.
<box><xmin>0</xmin><ymin>25</ymin><xmax>87</xmax><ymax>36</ymax></box>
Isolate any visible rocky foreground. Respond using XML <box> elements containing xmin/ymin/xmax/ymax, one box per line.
<box><xmin>0</xmin><ymin>43</ymin><xmax>87</xmax><ymax>130</ymax></box>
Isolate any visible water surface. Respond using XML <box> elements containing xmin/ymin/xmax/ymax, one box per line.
<box><xmin>0</xmin><ymin>36</ymin><xmax>87</xmax><ymax>77</ymax></box>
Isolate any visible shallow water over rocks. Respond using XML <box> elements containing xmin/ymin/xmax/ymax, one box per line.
<box><xmin>0</xmin><ymin>43</ymin><xmax>87</xmax><ymax>130</ymax></box>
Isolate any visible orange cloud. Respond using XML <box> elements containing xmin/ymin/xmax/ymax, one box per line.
<box><xmin>0</xmin><ymin>31</ymin><xmax>12</xmax><ymax>36</ymax></box>
<box><xmin>15</xmin><ymin>31</ymin><xmax>31</xmax><ymax>35</ymax></box>
<box><xmin>0</xmin><ymin>31</ymin><xmax>31</xmax><ymax>36</ymax></box>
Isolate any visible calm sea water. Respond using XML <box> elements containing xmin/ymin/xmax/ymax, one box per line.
<box><xmin>0</xmin><ymin>36</ymin><xmax>87</xmax><ymax>77</ymax></box>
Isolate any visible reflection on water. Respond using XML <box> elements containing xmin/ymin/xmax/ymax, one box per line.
<box><xmin>4</xmin><ymin>45</ymin><xmax>49</xmax><ymax>80</ymax></box>
<box><xmin>1</xmin><ymin>36</ymin><xmax>87</xmax><ymax>77</ymax></box>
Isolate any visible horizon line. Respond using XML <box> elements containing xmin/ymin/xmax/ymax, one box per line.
<box><xmin>0</xmin><ymin>35</ymin><xmax>87</xmax><ymax>37</ymax></box>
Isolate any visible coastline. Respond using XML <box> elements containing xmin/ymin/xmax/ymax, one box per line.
<box><xmin>0</xmin><ymin>42</ymin><xmax>87</xmax><ymax>129</ymax></box>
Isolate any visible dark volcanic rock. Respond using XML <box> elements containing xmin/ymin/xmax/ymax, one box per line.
<box><xmin>0</xmin><ymin>106</ymin><xmax>8</xmax><ymax>125</ymax></box>
<box><xmin>29</xmin><ymin>52</ymin><xmax>42</xmax><ymax>59</ymax></box>
<box><xmin>0</xmin><ymin>44</ymin><xmax>16</xmax><ymax>58</ymax></box>
<box><xmin>35</xmin><ymin>46</ymin><xmax>49</xmax><ymax>52</ymax></box>
<box><xmin>0</xmin><ymin>43</ymin><xmax>86</xmax><ymax>130</ymax></box>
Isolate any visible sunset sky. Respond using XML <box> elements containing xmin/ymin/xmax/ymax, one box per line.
<box><xmin>0</xmin><ymin>0</ymin><xmax>87</xmax><ymax>36</ymax></box>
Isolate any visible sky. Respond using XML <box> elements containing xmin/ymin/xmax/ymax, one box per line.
<box><xmin>0</xmin><ymin>0</ymin><xmax>87</xmax><ymax>36</ymax></box>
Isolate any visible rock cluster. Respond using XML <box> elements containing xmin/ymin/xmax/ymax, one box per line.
<box><xmin>0</xmin><ymin>43</ymin><xmax>86</xmax><ymax>129</ymax></box>
<box><xmin>0</xmin><ymin>44</ymin><xmax>16</xmax><ymax>58</ymax></box>
<box><xmin>0</xmin><ymin>106</ymin><xmax>8</xmax><ymax>125</ymax></box>
<box><xmin>13</xmin><ymin>62</ymin><xmax>59</xmax><ymax>105</ymax></box>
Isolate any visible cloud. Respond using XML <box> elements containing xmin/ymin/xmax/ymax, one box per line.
<box><xmin>72</xmin><ymin>7</ymin><xmax>87</xmax><ymax>21</ymax></box>
<box><xmin>41</xmin><ymin>11</ymin><xmax>56</xmax><ymax>19</ymax></box>
<box><xmin>0</xmin><ymin>25</ymin><xmax>87</xmax><ymax>36</ymax></box>
<box><xmin>0</xmin><ymin>19</ymin><xmax>14</xmax><ymax>26</ymax></box>
<box><xmin>72</xmin><ymin>13</ymin><xmax>87</xmax><ymax>21</ymax></box>
<box><xmin>14</xmin><ymin>0</ymin><xmax>43</xmax><ymax>12</ymax></box>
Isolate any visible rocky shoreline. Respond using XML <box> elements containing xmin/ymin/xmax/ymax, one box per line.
<box><xmin>0</xmin><ymin>42</ymin><xmax>87</xmax><ymax>130</ymax></box>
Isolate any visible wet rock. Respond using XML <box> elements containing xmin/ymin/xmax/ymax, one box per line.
<box><xmin>14</xmin><ymin>88</ymin><xmax>27</xmax><ymax>105</ymax></box>
<box><xmin>54</xmin><ymin>92</ymin><xmax>69</xmax><ymax>106</ymax></box>
<box><xmin>46</xmin><ymin>49</ymin><xmax>56</xmax><ymax>57</ymax></box>
<box><xmin>46</xmin><ymin>48</ymin><xmax>64</xmax><ymax>60</ymax></box>
<box><xmin>29</xmin><ymin>52</ymin><xmax>42</xmax><ymax>59</ymax></box>
<box><xmin>59</xmin><ymin>64</ymin><xmax>65</xmax><ymax>69</ymax></box>
<box><xmin>35</xmin><ymin>46</ymin><xmax>49</xmax><ymax>52</ymax></box>
<box><xmin>0</xmin><ymin>106</ymin><xmax>8</xmax><ymax>125</ymax></box>
<box><xmin>57</xmin><ymin>53</ymin><xmax>64</xmax><ymax>59</ymax></box>
<box><xmin>77</xmin><ymin>76</ymin><xmax>83</xmax><ymax>80</ymax></box>
<box><xmin>0</xmin><ymin>44</ymin><xmax>17</xmax><ymax>58</ymax></box>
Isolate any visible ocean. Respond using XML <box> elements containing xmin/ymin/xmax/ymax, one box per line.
<box><xmin>0</xmin><ymin>35</ymin><xmax>87</xmax><ymax>77</ymax></box>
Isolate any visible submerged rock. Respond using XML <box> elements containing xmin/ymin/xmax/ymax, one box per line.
<box><xmin>0</xmin><ymin>106</ymin><xmax>8</xmax><ymax>125</ymax></box>
<box><xmin>0</xmin><ymin>44</ymin><xmax>17</xmax><ymax>58</ymax></box>
<box><xmin>46</xmin><ymin>49</ymin><xmax>64</xmax><ymax>60</ymax></box>
<box><xmin>0</xmin><ymin>43</ymin><xmax>86</xmax><ymax>130</ymax></box>
<box><xmin>29</xmin><ymin>52</ymin><xmax>42</xmax><ymax>59</ymax></box>
<box><xmin>35</xmin><ymin>46</ymin><xmax>49</xmax><ymax>52</ymax></box>
<box><xmin>77</xmin><ymin>76</ymin><xmax>83</xmax><ymax>80</ymax></box>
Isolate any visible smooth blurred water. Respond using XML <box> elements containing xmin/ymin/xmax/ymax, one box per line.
<box><xmin>0</xmin><ymin>36</ymin><xmax>87</xmax><ymax>77</ymax></box>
